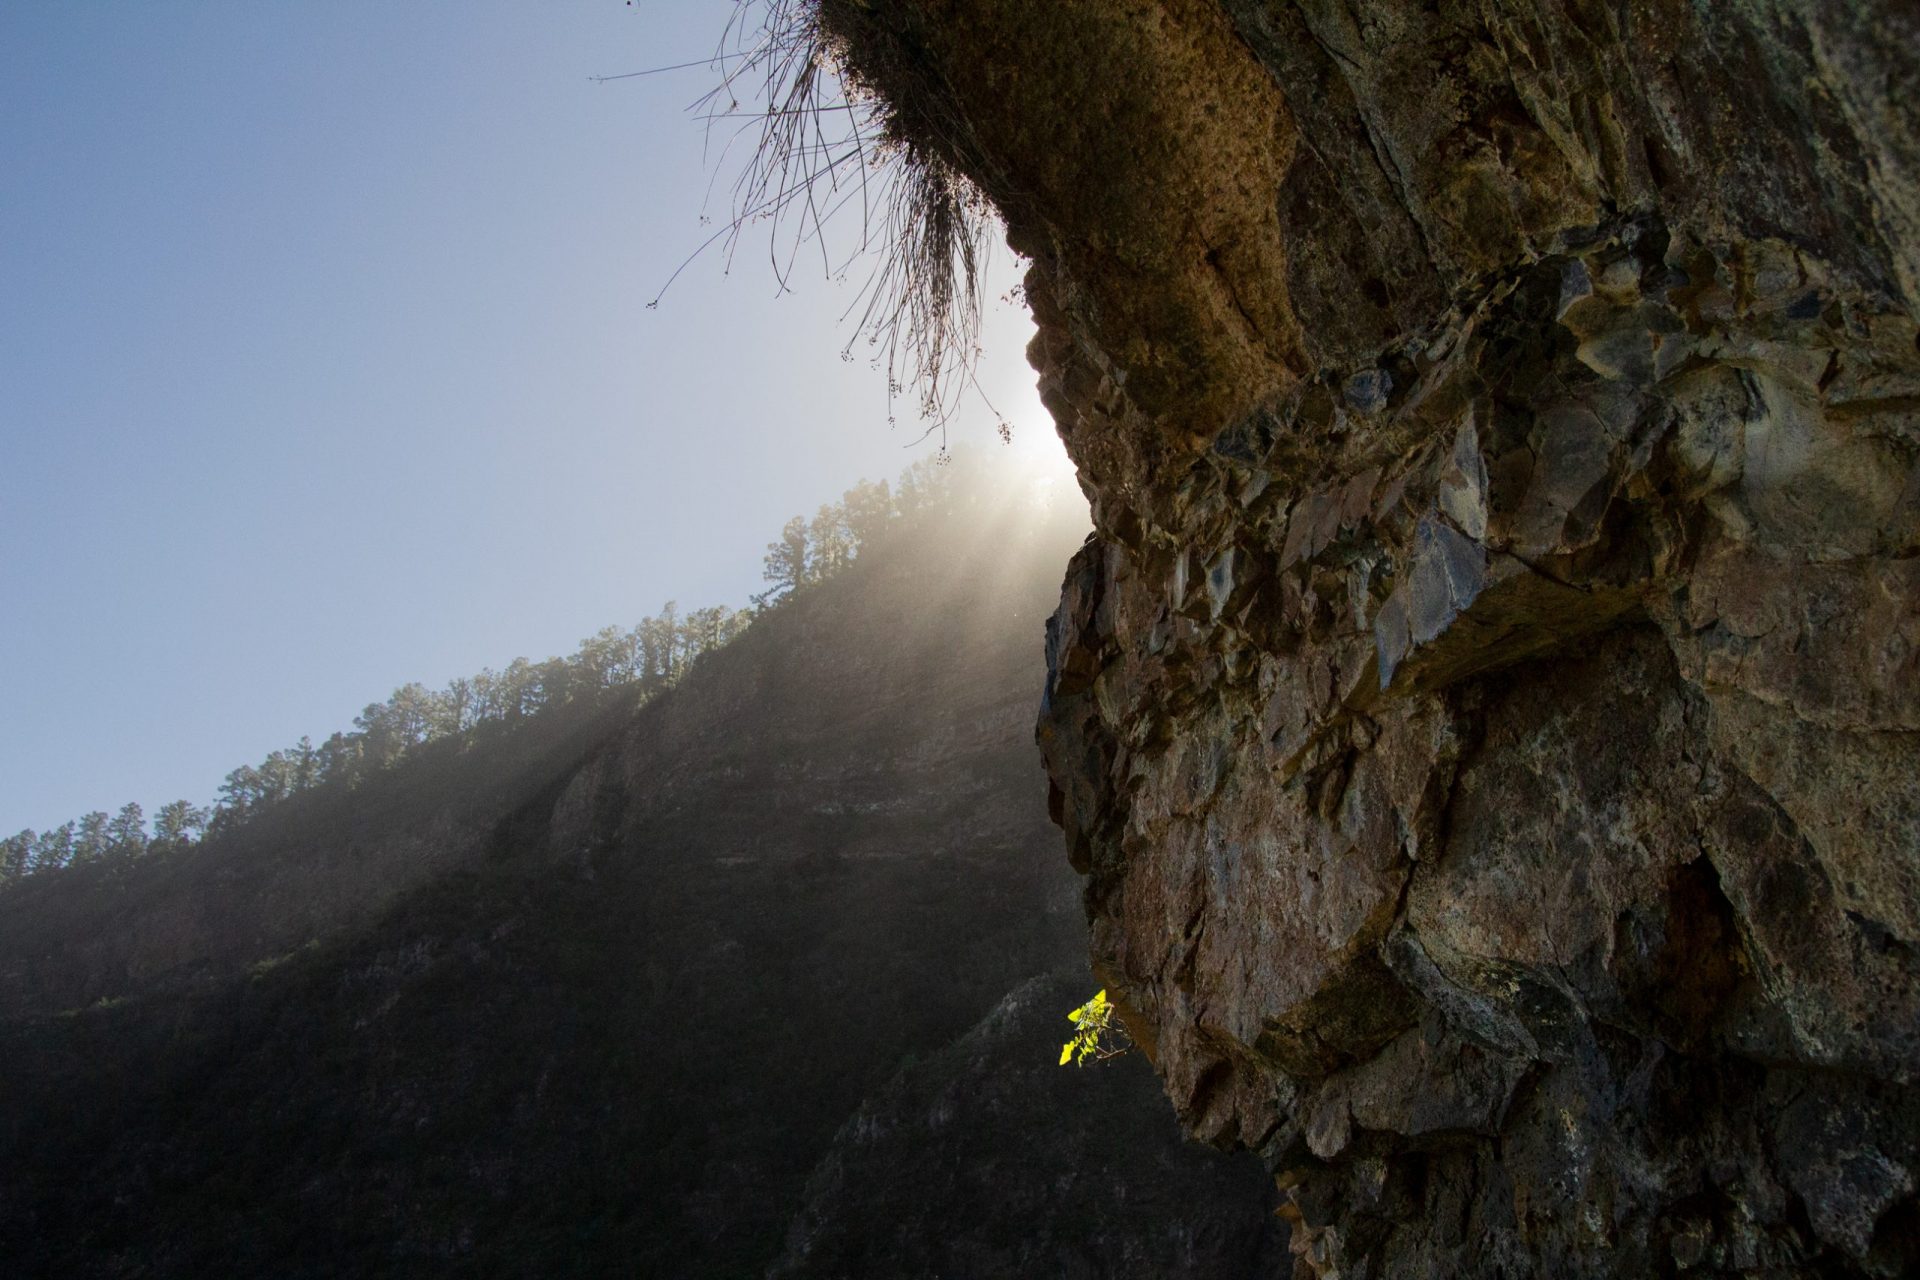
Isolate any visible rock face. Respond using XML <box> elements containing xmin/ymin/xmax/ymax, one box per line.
<box><xmin>827</xmin><ymin>1</ymin><xmax>1920</xmax><ymax>1273</ymax></box>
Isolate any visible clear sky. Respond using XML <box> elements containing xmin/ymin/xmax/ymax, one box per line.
<box><xmin>0</xmin><ymin>1</ymin><xmax>1069</xmax><ymax>834</ymax></box>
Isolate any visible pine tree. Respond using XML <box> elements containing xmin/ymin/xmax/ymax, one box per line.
<box><xmin>218</xmin><ymin>764</ymin><xmax>266</xmax><ymax>819</ymax></box>
<box><xmin>152</xmin><ymin>801</ymin><xmax>209</xmax><ymax>854</ymax></box>
<box><xmin>107</xmin><ymin>803</ymin><xmax>147</xmax><ymax>860</ymax></box>
<box><xmin>841</xmin><ymin>478</ymin><xmax>894</xmax><ymax>552</ymax></box>
<box><xmin>0</xmin><ymin>830</ymin><xmax>33</xmax><ymax>883</ymax></box>
<box><xmin>468</xmin><ymin>669</ymin><xmax>504</xmax><ymax>726</ymax></box>
<box><xmin>257</xmin><ymin>752</ymin><xmax>295</xmax><ymax>805</ymax></box>
<box><xmin>317</xmin><ymin>733</ymin><xmax>362</xmax><ymax>786</ymax></box>
<box><xmin>430</xmin><ymin>680</ymin><xmax>460</xmax><ymax>737</ymax></box>
<box><xmin>292</xmin><ymin>736</ymin><xmax>320</xmax><ymax>791</ymax></box>
<box><xmin>73</xmin><ymin>811</ymin><xmax>111</xmax><ymax>864</ymax></box>
<box><xmin>809</xmin><ymin>503</ymin><xmax>854</xmax><ymax>580</ymax></box>
<box><xmin>498</xmin><ymin>658</ymin><xmax>537</xmax><ymax>721</ymax></box>
<box><xmin>387</xmin><ymin>683</ymin><xmax>439</xmax><ymax>747</ymax></box>
<box><xmin>758</xmin><ymin>516</ymin><xmax>810</xmax><ymax>606</ymax></box>
<box><xmin>32</xmin><ymin>822</ymin><xmax>75</xmax><ymax>871</ymax></box>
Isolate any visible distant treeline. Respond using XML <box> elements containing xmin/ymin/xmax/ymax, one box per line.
<box><xmin>1</xmin><ymin>456</ymin><xmax>976</xmax><ymax>888</ymax></box>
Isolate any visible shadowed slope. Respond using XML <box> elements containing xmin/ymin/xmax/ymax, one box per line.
<box><xmin>0</xmin><ymin>487</ymin><xmax>1277</xmax><ymax>1278</ymax></box>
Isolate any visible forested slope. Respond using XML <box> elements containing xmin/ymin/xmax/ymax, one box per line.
<box><xmin>0</xmin><ymin>475</ymin><xmax>1278</xmax><ymax>1278</ymax></box>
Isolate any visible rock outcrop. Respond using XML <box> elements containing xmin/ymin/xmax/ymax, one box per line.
<box><xmin>826</xmin><ymin>1</ymin><xmax>1920</xmax><ymax>1273</ymax></box>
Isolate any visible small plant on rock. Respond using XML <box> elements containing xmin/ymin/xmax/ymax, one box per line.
<box><xmin>1059</xmin><ymin>988</ymin><xmax>1130</xmax><ymax>1067</ymax></box>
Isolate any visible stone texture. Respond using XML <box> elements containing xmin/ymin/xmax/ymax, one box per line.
<box><xmin>829</xmin><ymin>1</ymin><xmax>1920</xmax><ymax>1274</ymax></box>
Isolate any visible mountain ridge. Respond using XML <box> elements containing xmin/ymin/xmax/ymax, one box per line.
<box><xmin>0</xmin><ymin>480</ymin><xmax>1278</xmax><ymax>1278</ymax></box>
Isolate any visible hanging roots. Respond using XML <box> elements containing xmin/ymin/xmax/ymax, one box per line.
<box><xmin>678</xmin><ymin>0</ymin><xmax>1000</xmax><ymax>439</ymax></box>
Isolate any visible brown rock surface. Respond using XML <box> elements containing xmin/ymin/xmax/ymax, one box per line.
<box><xmin>829</xmin><ymin>0</ymin><xmax>1920</xmax><ymax>1273</ymax></box>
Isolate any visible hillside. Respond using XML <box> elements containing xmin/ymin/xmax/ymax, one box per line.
<box><xmin>0</xmin><ymin>481</ymin><xmax>1279</xmax><ymax>1277</ymax></box>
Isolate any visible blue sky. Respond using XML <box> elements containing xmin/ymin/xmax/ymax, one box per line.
<box><xmin>0</xmin><ymin>1</ymin><xmax>1065</xmax><ymax>833</ymax></box>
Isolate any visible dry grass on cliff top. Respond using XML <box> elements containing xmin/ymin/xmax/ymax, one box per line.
<box><xmin>685</xmin><ymin>0</ymin><xmax>1002</xmax><ymax>441</ymax></box>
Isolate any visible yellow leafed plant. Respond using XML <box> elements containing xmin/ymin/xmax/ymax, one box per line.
<box><xmin>1059</xmin><ymin>988</ymin><xmax>1130</xmax><ymax>1066</ymax></box>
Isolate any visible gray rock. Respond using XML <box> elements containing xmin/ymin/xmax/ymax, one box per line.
<box><xmin>824</xmin><ymin>0</ymin><xmax>1920</xmax><ymax>1273</ymax></box>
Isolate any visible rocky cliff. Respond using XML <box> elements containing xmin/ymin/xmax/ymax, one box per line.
<box><xmin>822</xmin><ymin>1</ymin><xmax>1920</xmax><ymax>1273</ymax></box>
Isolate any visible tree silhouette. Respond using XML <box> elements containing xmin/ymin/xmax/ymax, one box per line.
<box><xmin>759</xmin><ymin>516</ymin><xmax>811</xmax><ymax>607</ymax></box>
<box><xmin>73</xmin><ymin>811</ymin><xmax>111</xmax><ymax>865</ymax></box>
<box><xmin>32</xmin><ymin>822</ymin><xmax>74</xmax><ymax>872</ymax></box>
<box><xmin>0</xmin><ymin>831</ymin><xmax>32</xmax><ymax>882</ymax></box>
<box><xmin>0</xmin><ymin>452</ymin><xmax>1026</xmax><ymax>892</ymax></box>
<box><xmin>152</xmin><ymin>801</ymin><xmax>210</xmax><ymax>854</ymax></box>
<box><xmin>107</xmin><ymin>803</ymin><xmax>148</xmax><ymax>860</ymax></box>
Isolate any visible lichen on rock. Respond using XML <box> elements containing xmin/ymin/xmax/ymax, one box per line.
<box><xmin>826</xmin><ymin>0</ymin><xmax>1920</xmax><ymax>1274</ymax></box>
